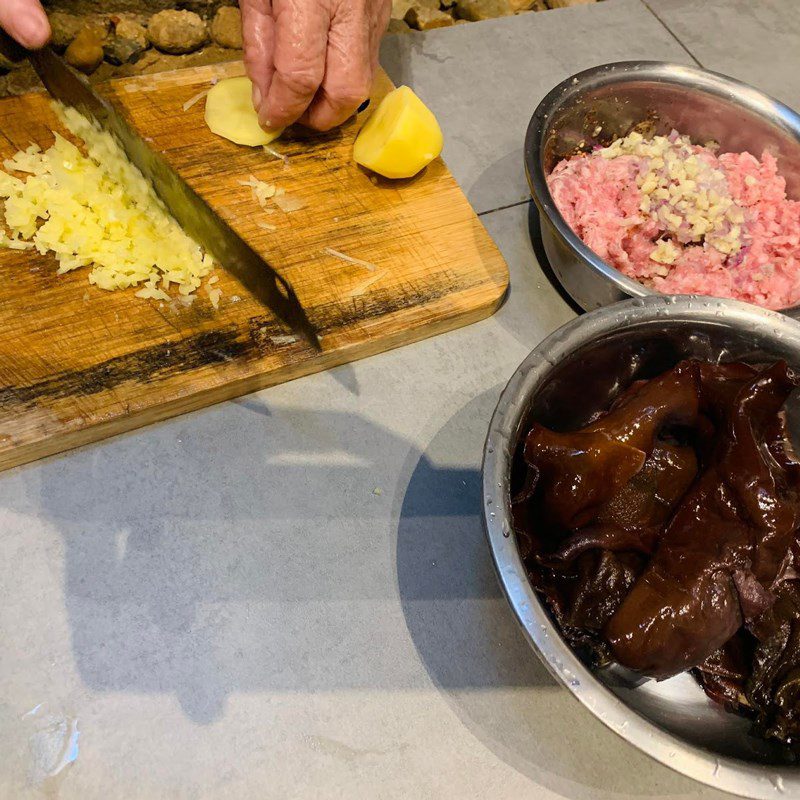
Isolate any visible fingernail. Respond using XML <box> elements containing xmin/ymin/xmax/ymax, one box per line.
<box><xmin>252</xmin><ymin>84</ymin><xmax>262</xmax><ymax>111</ymax></box>
<box><xmin>258</xmin><ymin>107</ymin><xmax>274</xmax><ymax>129</ymax></box>
<box><xmin>357</xmin><ymin>99</ymin><xmax>370</xmax><ymax>113</ymax></box>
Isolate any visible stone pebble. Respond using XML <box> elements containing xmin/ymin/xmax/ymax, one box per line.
<box><xmin>147</xmin><ymin>9</ymin><xmax>208</xmax><ymax>55</ymax></box>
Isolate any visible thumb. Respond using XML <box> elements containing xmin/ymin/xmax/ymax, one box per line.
<box><xmin>0</xmin><ymin>0</ymin><xmax>50</xmax><ymax>49</ymax></box>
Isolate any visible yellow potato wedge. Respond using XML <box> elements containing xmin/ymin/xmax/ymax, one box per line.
<box><xmin>353</xmin><ymin>86</ymin><xmax>443</xmax><ymax>179</ymax></box>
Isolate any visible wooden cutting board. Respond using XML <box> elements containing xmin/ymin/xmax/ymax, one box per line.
<box><xmin>0</xmin><ymin>61</ymin><xmax>508</xmax><ymax>472</ymax></box>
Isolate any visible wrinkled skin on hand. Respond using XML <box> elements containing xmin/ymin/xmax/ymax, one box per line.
<box><xmin>242</xmin><ymin>0</ymin><xmax>391</xmax><ymax>132</ymax></box>
<box><xmin>0</xmin><ymin>0</ymin><xmax>50</xmax><ymax>49</ymax></box>
<box><xmin>514</xmin><ymin>358</ymin><xmax>800</xmax><ymax>746</ymax></box>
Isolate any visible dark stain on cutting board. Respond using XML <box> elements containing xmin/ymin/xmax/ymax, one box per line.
<box><xmin>0</xmin><ymin>62</ymin><xmax>508</xmax><ymax>470</ymax></box>
<box><xmin>0</xmin><ymin>327</ymin><xmax>250</xmax><ymax>412</ymax></box>
<box><xmin>0</xmin><ymin>269</ymin><xmax>478</xmax><ymax>415</ymax></box>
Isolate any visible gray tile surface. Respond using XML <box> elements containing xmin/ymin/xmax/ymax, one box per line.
<box><xmin>380</xmin><ymin>0</ymin><xmax>693</xmax><ymax>215</ymax></box>
<box><xmin>649</xmin><ymin>0</ymin><xmax>800</xmax><ymax>109</ymax></box>
<box><xmin>0</xmin><ymin>1</ymin><xmax>782</xmax><ymax>797</ymax></box>
<box><xmin>0</xmin><ymin>201</ymin><xmax>735</xmax><ymax>800</ymax></box>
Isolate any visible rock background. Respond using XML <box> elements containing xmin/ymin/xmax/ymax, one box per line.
<box><xmin>0</xmin><ymin>0</ymin><xmax>598</xmax><ymax>95</ymax></box>
<box><xmin>45</xmin><ymin>0</ymin><xmax>229</xmax><ymax>16</ymax></box>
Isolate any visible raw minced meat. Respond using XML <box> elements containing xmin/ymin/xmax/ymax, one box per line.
<box><xmin>548</xmin><ymin>131</ymin><xmax>800</xmax><ymax>310</ymax></box>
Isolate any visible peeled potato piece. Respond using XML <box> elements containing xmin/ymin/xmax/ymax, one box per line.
<box><xmin>204</xmin><ymin>76</ymin><xmax>283</xmax><ymax>147</ymax></box>
<box><xmin>353</xmin><ymin>86</ymin><xmax>443</xmax><ymax>179</ymax></box>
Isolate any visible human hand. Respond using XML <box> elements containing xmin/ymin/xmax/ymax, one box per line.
<box><xmin>0</xmin><ymin>0</ymin><xmax>50</xmax><ymax>48</ymax></box>
<box><xmin>241</xmin><ymin>0</ymin><xmax>391</xmax><ymax>132</ymax></box>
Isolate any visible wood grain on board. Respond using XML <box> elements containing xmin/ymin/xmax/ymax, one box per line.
<box><xmin>0</xmin><ymin>62</ymin><xmax>508</xmax><ymax>472</ymax></box>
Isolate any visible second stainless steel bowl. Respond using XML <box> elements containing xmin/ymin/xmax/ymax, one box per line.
<box><xmin>525</xmin><ymin>61</ymin><xmax>800</xmax><ymax>317</ymax></box>
<box><xmin>483</xmin><ymin>295</ymin><xmax>800</xmax><ymax>799</ymax></box>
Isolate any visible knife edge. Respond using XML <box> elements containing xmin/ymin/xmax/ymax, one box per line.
<box><xmin>27</xmin><ymin>47</ymin><xmax>321</xmax><ymax>351</ymax></box>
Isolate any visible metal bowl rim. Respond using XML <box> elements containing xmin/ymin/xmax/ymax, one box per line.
<box><xmin>524</xmin><ymin>60</ymin><xmax>800</xmax><ymax>316</ymax></box>
<box><xmin>482</xmin><ymin>294</ymin><xmax>800</xmax><ymax>798</ymax></box>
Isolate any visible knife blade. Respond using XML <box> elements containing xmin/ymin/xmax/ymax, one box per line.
<box><xmin>27</xmin><ymin>46</ymin><xmax>320</xmax><ymax>350</ymax></box>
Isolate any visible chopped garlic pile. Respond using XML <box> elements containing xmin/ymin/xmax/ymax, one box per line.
<box><xmin>0</xmin><ymin>103</ymin><xmax>213</xmax><ymax>297</ymax></box>
<box><xmin>600</xmin><ymin>131</ymin><xmax>745</xmax><ymax>263</ymax></box>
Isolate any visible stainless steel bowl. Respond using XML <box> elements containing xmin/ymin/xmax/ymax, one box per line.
<box><xmin>482</xmin><ymin>295</ymin><xmax>800</xmax><ymax>798</ymax></box>
<box><xmin>525</xmin><ymin>61</ymin><xmax>800</xmax><ymax>317</ymax></box>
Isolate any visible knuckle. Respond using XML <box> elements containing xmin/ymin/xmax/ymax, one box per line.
<box><xmin>305</xmin><ymin>104</ymin><xmax>343</xmax><ymax>132</ymax></box>
<box><xmin>329</xmin><ymin>89</ymin><xmax>364</xmax><ymax>110</ymax></box>
<box><xmin>328</xmin><ymin>78</ymin><xmax>371</xmax><ymax>109</ymax></box>
<box><xmin>278</xmin><ymin>67</ymin><xmax>321</xmax><ymax>98</ymax></box>
<box><xmin>310</xmin><ymin>118</ymin><xmax>337</xmax><ymax>133</ymax></box>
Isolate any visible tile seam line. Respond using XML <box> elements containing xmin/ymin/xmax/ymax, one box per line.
<box><xmin>478</xmin><ymin>0</ymin><xmax>708</xmax><ymax>221</ymax></box>
<box><xmin>640</xmin><ymin>0</ymin><xmax>704</xmax><ymax>68</ymax></box>
<box><xmin>477</xmin><ymin>199</ymin><xmax>531</xmax><ymax>218</ymax></box>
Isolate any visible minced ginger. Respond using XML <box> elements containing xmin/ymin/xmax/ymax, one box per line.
<box><xmin>0</xmin><ymin>103</ymin><xmax>215</xmax><ymax>299</ymax></box>
<box><xmin>599</xmin><ymin>131</ymin><xmax>745</xmax><ymax>262</ymax></box>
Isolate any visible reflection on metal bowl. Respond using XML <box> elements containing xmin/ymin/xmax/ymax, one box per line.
<box><xmin>525</xmin><ymin>61</ymin><xmax>800</xmax><ymax>318</ymax></box>
<box><xmin>482</xmin><ymin>295</ymin><xmax>800</xmax><ymax>799</ymax></box>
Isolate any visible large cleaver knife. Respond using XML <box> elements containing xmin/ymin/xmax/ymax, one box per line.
<box><xmin>23</xmin><ymin>44</ymin><xmax>321</xmax><ymax>350</ymax></box>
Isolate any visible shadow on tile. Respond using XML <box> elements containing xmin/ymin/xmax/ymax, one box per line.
<box><xmin>526</xmin><ymin>201</ymin><xmax>584</xmax><ymax>316</ymax></box>
<box><xmin>30</xmin><ymin>404</ymin><xmax>428</xmax><ymax>722</ymax></box>
<box><xmin>18</xmin><ymin>375</ymin><xmax>732</xmax><ymax>798</ymax></box>
<box><xmin>395</xmin><ymin>388</ymin><xmax>726</xmax><ymax>799</ymax></box>
<box><xmin>395</xmin><ymin>388</ymin><xmax>552</xmax><ymax>691</ymax></box>
<box><xmin>29</xmin><ymin>392</ymin><xmax>525</xmax><ymax>724</ymax></box>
